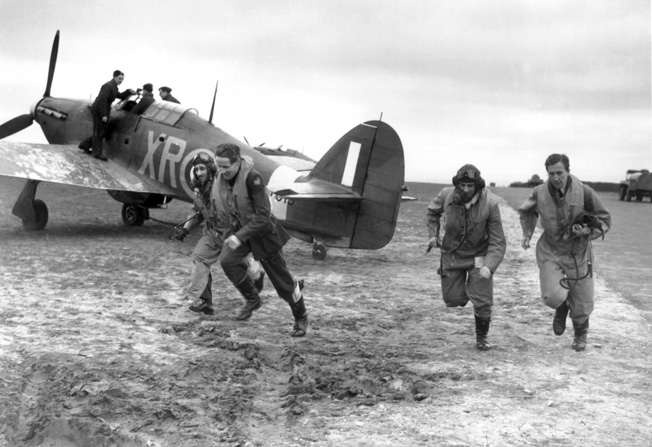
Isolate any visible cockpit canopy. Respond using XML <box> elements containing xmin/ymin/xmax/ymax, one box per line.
<box><xmin>140</xmin><ymin>101</ymin><xmax>198</xmax><ymax>126</ymax></box>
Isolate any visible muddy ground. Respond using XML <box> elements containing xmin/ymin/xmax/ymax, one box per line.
<box><xmin>0</xmin><ymin>177</ymin><xmax>650</xmax><ymax>446</ymax></box>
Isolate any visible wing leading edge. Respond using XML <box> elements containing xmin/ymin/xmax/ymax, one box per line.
<box><xmin>0</xmin><ymin>141</ymin><xmax>176</xmax><ymax>195</ymax></box>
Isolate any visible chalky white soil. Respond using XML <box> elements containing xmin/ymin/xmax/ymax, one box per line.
<box><xmin>0</xmin><ymin>178</ymin><xmax>650</xmax><ymax>446</ymax></box>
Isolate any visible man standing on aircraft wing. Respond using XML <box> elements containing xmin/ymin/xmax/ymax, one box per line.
<box><xmin>171</xmin><ymin>153</ymin><xmax>264</xmax><ymax>316</ymax></box>
<box><xmin>518</xmin><ymin>154</ymin><xmax>611</xmax><ymax>352</ymax></box>
<box><xmin>427</xmin><ymin>165</ymin><xmax>506</xmax><ymax>350</ymax></box>
<box><xmin>90</xmin><ymin>70</ymin><xmax>135</xmax><ymax>160</ymax></box>
<box><xmin>213</xmin><ymin>143</ymin><xmax>309</xmax><ymax>337</ymax></box>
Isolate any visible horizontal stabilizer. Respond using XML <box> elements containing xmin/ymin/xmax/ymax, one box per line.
<box><xmin>270</xmin><ymin>178</ymin><xmax>361</xmax><ymax>202</ymax></box>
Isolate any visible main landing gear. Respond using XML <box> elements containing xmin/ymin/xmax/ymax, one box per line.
<box><xmin>121</xmin><ymin>204</ymin><xmax>149</xmax><ymax>226</ymax></box>
<box><xmin>12</xmin><ymin>180</ymin><xmax>49</xmax><ymax>231</ymax></box>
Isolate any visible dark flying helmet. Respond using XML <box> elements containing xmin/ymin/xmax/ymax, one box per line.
<box><xmin>191</xmin><ymin>152</ymin><xmax>218</xmax><ymax>175</ymax></box>
<box><xmin>452</xmin><ymin>164</ymin><xmax>486</xmax><ymax>190</ymax></box>
<box><xmin>190</xmin><ymin>153</ymin><xmax>217</xmax><ymax>188</ymax></box>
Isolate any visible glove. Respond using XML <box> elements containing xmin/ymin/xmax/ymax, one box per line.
<box><xmin>479</xmin><ymin>265</ymin><xmax>492</xmax><ymax>279</ymax></box>
<box><xmin>572</xmin><ymin>224</ymin><xmax>591</xmax><ymax>238</ymax></box>
<box><xmin>429</xmin><ymin>236</ymin><xmax>441</xmax><ymax>248</ymax></box>
<box><xmin>172</xmin><ymin>227</ymin><xmax>190</xmax><ymax>241</ymax></box>
<box><xmin>521</xmin><ymin>236</ymin><xmax>531</xmax><ymax>250</ymax></box>
<box><xmin>225</xmin><ymin>235</ymin><xmax>242</xmax><ymax>250</ymax></box>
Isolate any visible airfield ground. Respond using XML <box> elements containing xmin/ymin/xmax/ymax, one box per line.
<box><xmin>0</xmin><ymin>177</ymin><xmax>650</xmax><ymax>446</ymax></box>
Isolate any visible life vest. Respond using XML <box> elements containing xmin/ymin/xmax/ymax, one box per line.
<box><xmin>537</xmin><ymin>174</ymin><xmax>586</xmax><ymax>244</ymax></box>
<box><xmin>214</xmin><ymin>156</ymin><xmax>267</xmax><ymax>231</ymax></box>
<box><xmin>441</xmin><ymin>188</ymin><xmax>494</xmax><ymax>257</ymax></box>
<box><xmin>193</xmin><ymin>179</ymin><xmax>228</xmax><ymax>233</ymax></box>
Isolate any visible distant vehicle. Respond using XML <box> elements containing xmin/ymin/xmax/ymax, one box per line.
<box><xmin>619</xmin><ymin>169</ymin><xmax>652</xmax><ymax>202</ymax></box>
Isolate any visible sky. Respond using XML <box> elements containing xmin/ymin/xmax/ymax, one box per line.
<box><xmin>0</xmin><ymin>0</ymin><xmax>649</xmax><ymax>185</ymax></box>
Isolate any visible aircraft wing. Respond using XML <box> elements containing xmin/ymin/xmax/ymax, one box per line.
<box><xmin>0</xmin><ymin>141</ymin><xmax>176</xmax><ymax>195</ymax></box>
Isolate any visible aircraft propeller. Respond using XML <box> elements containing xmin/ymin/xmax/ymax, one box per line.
<box><xmin>0</xmin><ymin>30</ymin><xmax>59</xmax><ymax>140</ymax></box>
<box><xmin>44</xmin><ymin>30</ymin><xmax>60</xmax><ymax>98</ymax></box>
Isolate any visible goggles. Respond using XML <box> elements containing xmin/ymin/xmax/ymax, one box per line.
<box><xmin>191</xmin><ymin>152</ymin><xmax>214</xmax><ymax>167</ymax></box>
<box><xmin>456</xmin><ymin>168</ymin><xmax>480</xmax><ymax>180</ymax></box>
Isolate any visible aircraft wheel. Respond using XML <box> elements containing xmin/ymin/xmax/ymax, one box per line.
<box><xmin>22</xmin><ymin>199</ymin><xmax>49</xmax><ymax>231</ymax></box>
<box><xmin>626</xmin><ymin>189</ymin><xmax>633</xmax><ymax>202</ymax></box>
<box><xmin>122</xmin><ymin>204</ymin><xmax>147</xmax><ymax>226</ymax></box>
<box><xmin>312</xmin><ymin>242</ymin><xmax>327</xmax><ymax>260</ymax></box>
<box><xmin>619</xmin><ymin>186</ymin><xmax>627</xmax><ymax>201</ymax></box>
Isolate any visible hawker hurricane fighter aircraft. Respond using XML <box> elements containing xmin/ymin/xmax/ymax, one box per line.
<box><xmin>0</xmin><ymin>31</ymin><xmax>405</xmax><ymax>260</ymax></box>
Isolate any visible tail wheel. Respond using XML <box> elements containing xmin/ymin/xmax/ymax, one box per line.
<box><xmin>22</xmin><ymin>199</ymin><xmax>48</xmax><ymax>231</ymax></box>
<box><xmin>312</xmin><ymin>241</ymin><xmax>327</xmax><ymax>260</ymax></box>
<box><xmin>121</xmin><ymin>204</ymin><xmax>148</xmax><ymax>226</ymax></box>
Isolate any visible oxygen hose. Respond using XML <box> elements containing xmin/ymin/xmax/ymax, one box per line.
<box><xmin>168</xmin><ymin>211</ymin><xmax>201</xmax><ymax>240</ymax></box>
<box><xmin>560</xmin><ymin>238</ymin><xmax>593</xmax><ymax>290</ymax></box>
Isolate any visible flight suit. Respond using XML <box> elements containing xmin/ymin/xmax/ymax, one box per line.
<box><xmin>427</xmin><ymin>187</ymin><xmax>506</xmax><ymax>319</ymax></box>
<box><xmin>213</xmin><ymin>156</ymin><xmax>307</xmax><ymax>335</ymax></box>
<box><xmin>184</xmin><ymin>179</ymin><xmax>228</xmax><ymax>303</ymax></box>
<box><xmin>518</xmin><ymin>175</ymin><xmax>611</xmax><ymax>324</ymax></box>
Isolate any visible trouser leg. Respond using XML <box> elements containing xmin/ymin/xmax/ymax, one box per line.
<box><xmin>467</xmin><ymin>267</ymin><xmax>493</xmax><ymax>350</ymax></box>
<box><xmin>261</xmin><ymin>250</ymin><xmax>308</xmax><ymax>337</ymax></box>
<box><xmin>187</xmin><ymin>260</ymin><xmax>212</xmax><ymax>301</ymax></box>
<box><xmin>567</xmin><ymin>274</ymin><xmax>594</xmax><ymax>325</ymax></box>
<box><xmin>220</xmin><ymin>243</ymin><xmax>252</xmax><ymax>286</ymax></box>
<box><xmin>91</xmin><ymin>114</ymin><xmax>108</xmax><ymax>157</ymax></box>
<box><xmin>187</xmin><ymin>233</ymin><xmax>223</xmax><ymax>315</ymax></box>
<box><xmin>440</xmin><ymin>268</ymin><xmax>470</xmax><ymax>308</ymax></box>
<box><xmin>538</xmin><ymin>261</ymin><xmax>569</xmax><ymax>310</ymax></box>
<box><xmin>220</xmin><ymin>244</ymin><xmax>263</xmax><ymax>320</ymax></box>
<box><xmin>188</xmin><ymin>271</ymin><xmax>214</xmax><ymax>315</ymax></box>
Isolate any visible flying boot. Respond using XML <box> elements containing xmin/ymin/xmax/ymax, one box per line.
<box><xmin>189</xmin><ymin>272</ymin><xmax>214</xmax><ymax>315</ymax></box>
<box><xmin>235</xmin><ymin>276</ymin><xmax>262</xmax><ymax>321</ymax></box>
<box><xmin>189</xmin><ymin>298</ymin><xmax>214</xmax><ymax>315</ymax></box>
<box><xmin>553</xmin><ymin>299</ymin><xmax>569</xmax><ymax>335</ymax></box>
<box><xmin>290</xmin><ymin>297</ymin><xmax>308</xmax><ymax>338</ymax></box>
<box><xmin>571</xmin><ymin>318</ymin><xmax>589</xmax><ymax>351</ymax></box>
<box><xmin>474</xmin><ymin>314</ymin><xmax>491</xmax><ymax>351</ymax></box>
<box><xmin>253</xmin><ymin>271</ymin><xmax>265</xmax><ymax>294</ymax></box>
<box><xmin>287</xmin><ymin>280</ymin><xmax>307</xmax><ymax>337</ymax></box>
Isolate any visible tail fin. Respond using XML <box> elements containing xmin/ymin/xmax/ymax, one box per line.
<box><xmin>310</xmin><ymin>120</ymin><xmax>404</xmax><ymax>249</ymax></box>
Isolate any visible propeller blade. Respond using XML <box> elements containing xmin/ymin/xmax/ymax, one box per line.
<box><xmin>43</xmin><ymin>30</ymin><xmax>60</xmax><ymax>97</ymax></box>
<box><xmin>208</xmin><ymin>80</ymin><xmax>218</xmax><ymax>124</ymax></box>
<box><xmin>0</xmin><ymin>114</ymin><xmax>33</xmax><ymax>140</ymax></box>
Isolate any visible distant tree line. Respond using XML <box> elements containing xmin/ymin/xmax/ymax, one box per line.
<box><xmin>509</xmin><ymin>175</ymin><xmax>543</xmax><ymax>188</ymax></box>
<box><xmin>509</xmin><ymin>175</ymin><xmax>618</xmax><ymax>193</ymax></box>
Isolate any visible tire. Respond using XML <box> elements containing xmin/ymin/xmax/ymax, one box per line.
<box><xmin>636</xmin><ymin>194</ymin><xmax>643</xmax><ymax>202</ymax></box>
<box><xmin>312</xmin><ymin>242</ymin><xmax>327</xmax><ymax>260</ymax></box>
<box><xmin>22</xmin><ymin>199</ymin><xmax>48</xmax><ymax>231</ymax></box>
<box><xmin>121</xmin><ymin>204</ymin><xmax>146</xmax><ymax>226</ymax></box>
<box><xmin>626</xmin><ymin>189</ymin><xmax>632</xmax><ymax>202</ymax></box>
<box><xmin>619</xmin><ymin>186</ymin><xmax>627</xmax><ymax>201</ymax></box>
